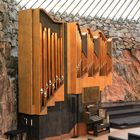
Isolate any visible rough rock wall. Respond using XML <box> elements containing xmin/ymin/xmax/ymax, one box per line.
<box><xmin>0</xmin><ymin>3</ymin><xmax>139</xmax><ymax>134</ymax></box>
<box><xmin>0</xmin><ymin>0</ymin><xmax>20</xmax><ymax>134</ymax></box>
<box><xmin>50</xmin><ymin>13</ymin><xmax>140</xmax><ymax>102</ymax></box>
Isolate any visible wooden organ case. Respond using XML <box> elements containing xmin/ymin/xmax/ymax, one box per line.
<box><xmin>19</xmin><ymin>9</ymin><xmax>64</xmax><ymax>115</ymax></box>
<box><xmin>18</xmin><ymin>8</ymin><xmax>112</xmax><ymax>139</ymax></box>
<box><xmin>65</xmin><ymin>25</ymin><xmax>113</xmax><ymax>94</ymax></box>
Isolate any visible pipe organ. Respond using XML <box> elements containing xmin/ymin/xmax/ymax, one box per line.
<box><xmin>18</xmin><ymin>8</ymin><xmax>113</xmax><ymax>139</ymax></box>
<box><xmin>66</xmin><ymin>25</ymin><xmax>112</xmax><ymax>94</ymax></box>
<box><xmin>19</xmin><ymin>8</ymin><xmax>112</xmax><ymax>115</ymax></box>
<box><xmin>19</xmin><ymin>9</ymin><xmax>64</xmax><ymax>115</ymax></box>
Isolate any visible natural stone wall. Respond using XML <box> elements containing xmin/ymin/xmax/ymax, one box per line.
<box><xmin>50</xmin><ymin>12</ymin><xmax>140</xmax><ymax>102</ymax></box>
<box><xmin>0</xmin><ymin>0</ymin><xmax>20</xmax><ymax>135</ymax></box>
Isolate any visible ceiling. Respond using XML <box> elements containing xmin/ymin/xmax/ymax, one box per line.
<box><xmin>16</xmin><ymin>0</ymin><xmax>140</xmax><ymax>22</ymax></box>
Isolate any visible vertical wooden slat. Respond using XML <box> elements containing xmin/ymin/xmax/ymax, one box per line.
<box><xmin>89</xmin><ymin>37</ymin><xmax>91</xmax><ymax>76</ymax></box>
<box><xmin>107</xmin><ymin>38</ymin><xmax>112</xmax><ymax>74</ymax></box>
<box><xmin>43</xmin><ymin>27</ymin><xmax>47</xmax><ymax>106</ymax></box>
<box><xmin>47</xmin><ymin>28</ymin><xmax>51</xmax><ymax>99</ymax></box>
<box><xmin>105</xmin><ymin>41</ymin><xmax>107</xmax><ymax>75</ymax></box>
<box><xmin>51</xmin><ymin>32</ymin><xmax>55</xmax><ymax>95</ymax></box>
<box><xmin>100</xmin><ymin>35</ymin><xmax>107</xmax><ymax>76</ymax></box>
<box><xmin>92</xmin><ymin>31</ymin><xmax>101</xmax><ymax>74</ymax></box>
<box><xmin>40</xmin><ymin>24</ymin><xmax>43</xmax><ymax>110</ymax></box>
<box><xmin>54</xmin><ymin>33</ymin><xmax>58</xmax><ymax>89</ymax></box>
<box><xmin>77</xmin><ymin>30</ymin><xmax>79</xmax><ymax>78</ymax></box>
<box><xmin>99</xmin><ymin>37</ymin><xmax>101</xmax><ymax>75</ymax></box>
<box><xmin>53</xmin><ymin>33</ymin><xmax>56</xmax><ymax>91</ymax></box>
<box><xmin>81</xmin><ymin>34</ymin><xmax>88</xmax><ymax>76</ymax></box>
<box><xmin>76</xmin><ymin>29</ymin><xmax>82</xmax><ymax>78</ymax></box>
<box><xmin>101</xmin><ymin>37</ymin><xmax>104</xmax><ymax>75</ymax></box>
<box><xmin>60</xmin><ymin>37</ymin><xmax>63</xmax><ymax>83</ymax></box>
<box><xmin>90</xmin><ymin>37</ymin><xmax>94</xmax><ymax>76</ymax></box>
<box><xmin>87</xmin><ymin>34</ymin><xmax>93</xmax><ymax>77</ymax></box>
<box><xmin>57</xmin><ymin>38</ymin><xmax>61</xmax><ymax>86</ymax></box>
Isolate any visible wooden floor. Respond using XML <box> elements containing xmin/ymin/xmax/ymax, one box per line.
<box><xmin>64</xmin><ymin>127</ymin><xmax>140</xmax><ymax>140</ymax></box>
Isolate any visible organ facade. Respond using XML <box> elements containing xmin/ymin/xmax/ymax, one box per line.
<box><xmin>18</xmin><ymin>8</ymin><xmax>112</xmax><ymax>139</ymax></box>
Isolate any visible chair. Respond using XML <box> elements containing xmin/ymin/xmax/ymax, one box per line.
<box><xmin>85</xmin><ymin>103</ymin><xmax>110</xmax><ymax>136</ymax></box>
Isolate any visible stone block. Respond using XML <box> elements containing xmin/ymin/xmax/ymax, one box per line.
<box><xmin>0</xmin><ymin>3</ymin><xmax>7</xmax><ymax>13</ymax></box>
<box><xmin>0</xmin><ymin>42</ymin><xmax>11</xmax><ymax>59</ymax></box>
<box><xmin>135</xmin><ymin>37</ymin><xmax>140</xmax><ymax>42</ymax></box>
<box><xmin>0</xmin><ymin>22</ymin><xmax>3</xmax><ymax>30</ymax></box>
<box><xmin>9</xmin><ymin>10</ymin><xmax>17</xmax><ymax>21</ymax></box>
<box><xmin>0</xmin><ymin>31</ymin><xmax>4</xmax><ymax>40</ymax></box>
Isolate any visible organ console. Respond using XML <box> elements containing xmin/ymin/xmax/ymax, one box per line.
<box><xmin>18</xmin><ymin>9</ymin><xmax>112</xmax><ymax>115</ymax></box>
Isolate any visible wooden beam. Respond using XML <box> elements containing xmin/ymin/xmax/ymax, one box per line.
<box><xmin>18</xmin><ymin>9</ymin><xmax>33</xmax><ymax>114</ymax></box>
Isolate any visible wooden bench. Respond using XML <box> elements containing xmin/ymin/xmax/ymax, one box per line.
<box><xmin>108</xmin><ymin>136</ymin><xmax>126</xmax><ymax>140</ymax></box>
<box><xmin>128</xmin><ymin>133</ymin><xmax>140</xmax><ymax>140</ymax></box>
<box><xmin>4</xmin><ymin>130</ymin><xmax>26</xmax><ymax>140</ymax></box>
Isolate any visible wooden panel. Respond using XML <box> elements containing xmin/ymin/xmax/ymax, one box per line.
<box><xmin>87</xmin><ymin>35</ymin><xmax>94</xmax><ymax>77</ymax></box>
<box><xmin>81</xmin><ymin>34</ymin><xmax>88</xmax><ymax>76</ymax></box>
<box><xmin>77</xmin><ymin>29</ymin><xmax>82</xmax><ymax>78</ymax></box>
<box><xmin>93</xmin><ymin>37</ymin><xmax>100</xmax><ymax>57</ymax></box>
<box><xmin>67</xmin><ymin>23</ymin><xmax>77</xmax><ymax>94</ymax></box>
<box><xmin>107</xmin><ymin>38</ymin><xmax>112</xmax><ymax>57</ymax></box>
<box><xmin>92</xmin><ymin>30</ymin><xmax>108</xmax><ymax>76</ymax></box>
<box><xmin>47</xmin><ymin>28</ymin><xmax>51</xmax><ymax>99</ymax></box>
<box><xmin>88</xmin><ymin>31</ymin><xmax>100</xmax><ymax>75</ymax></box>
<box><xmin>32</xmin><ymin>9</ymin><xmax>41</xmax><ymax>114</ymax></box>
<box><xmin>53</xmin><ymin>84</ymin><xmax>64</xmax><ymax>102</ymax></box>
<box><xmin>51</xmin><ymin>32</ymin><xmax>55</xmax><ymax>95</ymax></box>
<box><xmin>54</xmin><ymin>33</ymin><xmax>58</xmax><ymax>89</ymax></box>
<box><xmin>57</xmin><ymin>38</ymin><xmax>61</xmax><ymax>86</ymax></box>
<box><xmin>81</xmin><ymin>72</ymin><xmax>112</xmax><ymax>91</ymax></box>
<box><xmin>82</xmin><ymin>34</ymin><xmax>88</xmax><ymax>57</ymax></box>
<box><xmin>106</xmin><ymin>38</ymin><xmax>112</xmax><ymax>74</ymax></box>
<box><xmin>82</xmin><ymin>87</ymin><xmax>100</xmax><ymax>104</ymax></box>
<box><xmin>100</xmin><ymin>33</ymin><xmax>108</xmax><ymax>76</ymax></box>
<box><xmin>43</xmin><ymin>27</ymin><xmax>47</xmax><ymax>106</ymax></box>
<box><xmin>60</xmin><ymin>37</ymin><xmax>64</xmax><ymax>83</ymax></box>
<box><xmin>40</xmin><ymin>24</ymin><xmax>44</xmax><ymax>108</ymax></box>
<box><xmin>81</xmin><ymin>52</ymin><xmax>87</xmax><ymax>76</ymax></box>
<box><xmin>99</xmin><ymin>36</ymin><xmax>104</xmax><ymax>75</ymax></box>
<box><xmin>93</xmin><ymin>41</ymin><xmax>100</xmax><ymax>75</ymax></box>
<box><xmin>18</xmin><ymin>9</ymin><xmax>33</xmax><ymax>114</ymax></box>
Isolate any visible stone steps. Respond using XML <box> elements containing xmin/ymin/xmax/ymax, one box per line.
<box><xmin>101</xmin><ymin>101</ymin><xmax>140</xmax><ymax>129</ymax></box>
